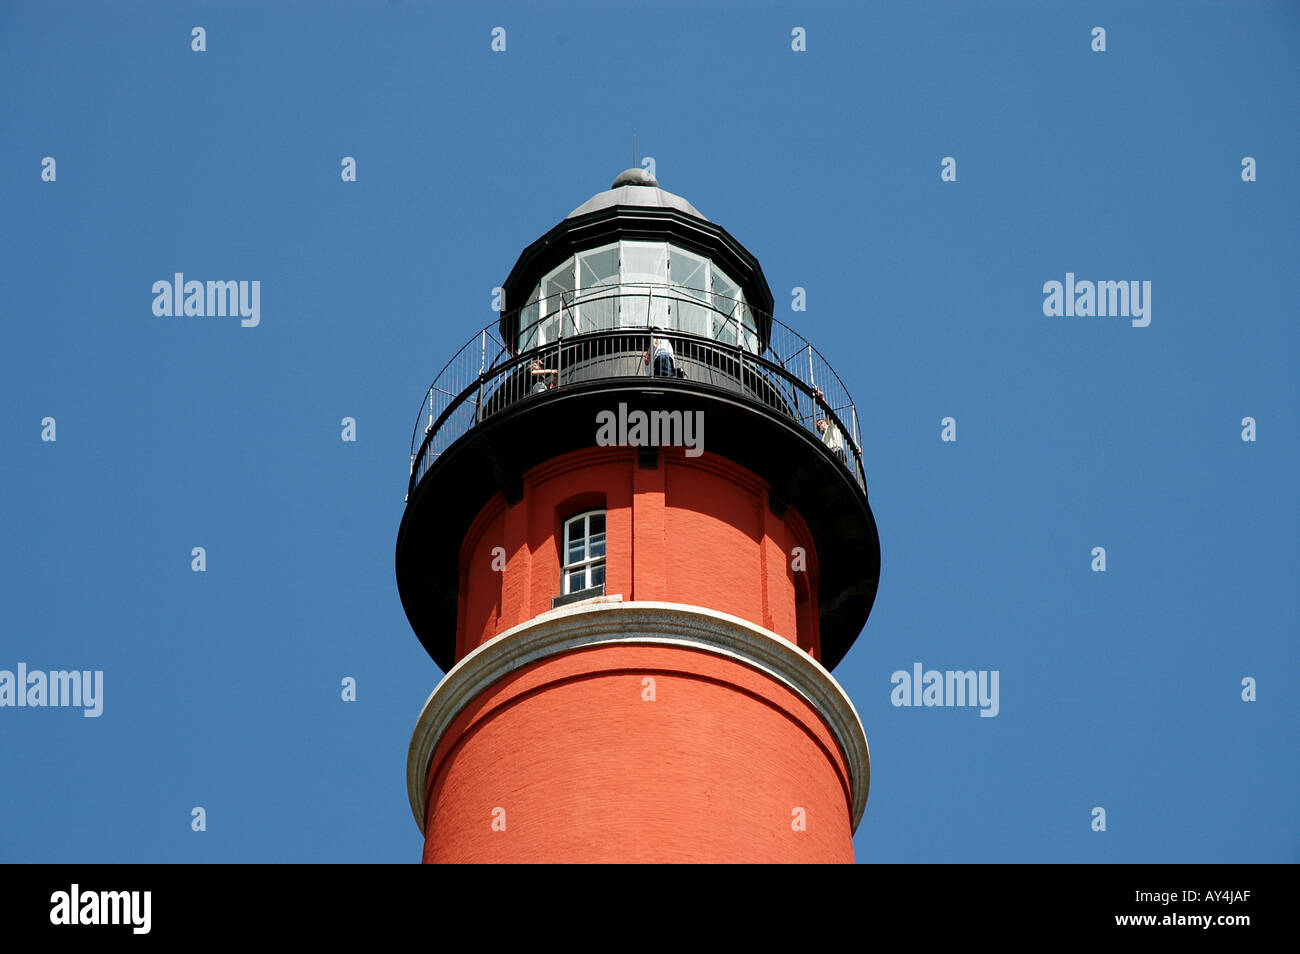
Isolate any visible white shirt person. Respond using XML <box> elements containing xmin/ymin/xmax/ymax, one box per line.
<box><xmin>813</xmin><ymin>387</ymin><xmax>847</xmax><ymax>463</ymax></box>
<box><xmin>643</xmin><ymin>326</ymin><xmax>676</xmax><ymax>377</ymax></box>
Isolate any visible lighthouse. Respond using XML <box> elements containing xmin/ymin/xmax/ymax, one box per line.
<box><xmin>396</xmin><ymin>168</ymin><xmax>881</xmax><ymax>863</ymax></box>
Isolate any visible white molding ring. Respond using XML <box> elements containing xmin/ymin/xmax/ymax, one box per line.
<box><xmin>406</xmin><ymin>600</ymin><xmax>871</xmax><ymax>836</ymax></box>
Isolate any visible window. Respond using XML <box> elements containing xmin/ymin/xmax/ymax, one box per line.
<box><xmin>519</xmin><ymin>286</ymin><xmax>540</xmax><ymax>351</ymax></box>
<box><xmin>576</xmin><ymin>244</ymin><xmax>619</xmax><ymax>332</ymax></box>
<box><xmin>619</xmin><ymin>241</ymin><xmax>669</xmax><ymax>327</ymax></box>
<box><xmin>711</xmin><ymin>268</ymin><xmax>741</xmax><ymax>345</ymax></box>
<box><xmin>541</xmin><ymin>259</ymin><xmax>575</xmax><ymax>343</ymax></box>
<box><xmin>562</xmin><ymin>510</ymin><xmax>606</xmax><ymax>595</ymax></box>
<box><xmin>670</xmin><ymin>247</ymin><xmax>711</xmax><ymax>338</ymax></box>
<box><xmin>741</xmin><ymin>303</ymin><xmax>759</xmax><ymax>352</ymax></box>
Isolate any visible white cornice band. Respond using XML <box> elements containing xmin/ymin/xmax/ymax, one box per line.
<box><xmin>406</xmin><ymin>600</ymin><xmax>871</xmax><ymax>835</ymax></box>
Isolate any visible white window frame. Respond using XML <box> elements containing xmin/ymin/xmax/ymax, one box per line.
<box><xmin>562</xmin><ymin>509</ymin><xmax>606</xmax><ymax>594</ymax></box>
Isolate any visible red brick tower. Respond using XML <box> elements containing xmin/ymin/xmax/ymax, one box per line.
<box><xmin>396</xmin><ymin>169</ymin><xmax>880</xmax><ymax>862</ymax></box>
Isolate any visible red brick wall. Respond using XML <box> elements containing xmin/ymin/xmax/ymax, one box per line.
<box><xmin>455</xmin><ymin>446</ymin><xmax>821</xmax><ymax>661</ymax></box>
<box><xmin>422</xmin><ymin>644</ymin><xmax>854</xmax><ymax>863</ymax></box>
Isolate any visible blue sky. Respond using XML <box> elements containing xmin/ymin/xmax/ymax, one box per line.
<box><xmin>1</xmin><ymin>0</ymin><xmax>1296</xmax><ymax>863</ymax></box>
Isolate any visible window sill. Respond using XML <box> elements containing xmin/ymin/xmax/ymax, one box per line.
<box><xmin>551</xmin><ymin>584</ymin><xmax>610</xmax><ymax>609</ymax></box>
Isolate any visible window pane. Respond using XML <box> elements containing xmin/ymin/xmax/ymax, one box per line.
<box><xmin>564</xmin><ymin>515</ymin><xmax>585</xmax><ymax>564</ymax></box>
<box><xmin>579</xmin><ymin>245</ymin><xmax>619</xmax><ymax>287</ymax></box>
<box><xmin>621</xmin><ymin>290</ymin><xmax>670</xmax><ymax>329</ymax></box>
<box><xmin>589</xmin><ymin>532</ymin><xmax>605</xmax><ymax>559</ymax></box>
<box><xmin>619</xmin><ymin>293</ymin><xmax>645</xmax><ymax>328</ymax></box>
<box><xmin>539</xmin><ymin>313</ymin><xmax>560</xmax><ymax>345</ymax></box>
<box><xmin>543</xmin><ymin>260</ymin><xmax>575</xmax><ymax>342</ymax></box>
<box><xmin>621</xmin><ymin>242</ymin><xmax>668</xmax><ymax>327</ymax></box>
<box><xmin>712</xmin><ymin>267</ymin><xmax>739</xmax><ymax>315</ymax></box>
<box><xmin>561</xmin><ymin>309</ymin><xmax>580</xmax><ymax>339</ymax></box>
<box><xmin>671</xmin><ymin>247</ymin><xmax>710</xmax><ymax>337</ymax></box>
<box><xmin>590</xmin><ymin>562</ymin><xmax>605</xmax><ymax>589</ymax></box>
<box><xmin>576</xmin><ymin>245</ymin><xmax>619</xmax><ymax>331</ymax></box>
<box><xmin>740</xmin><ymin>299</ymin><xmax>759</xmax><ymax>352</ymax></box>
<box><xmin>543</xmin><ymin>259</ymin><xmax>575</xmax><ymax>313</ymax></box>
<box><xmin>579</xmin><ymin>293</ymin><xmax>616</xmax><ymax>332</ymax></box>
<box><xmin>677</xmin><ymin>299</ymin><xmax>709</xmax><ymax>338</ymax></box>
<box><xmin>519</xmin><ymin>287</ymin><xmax>540</xmax><ymax>351</ymax></box>
<box><xmin>622</xmin><ymin>242</ymin><xmax>667</xmax><ymax>284</ymax></box>
<box><xmin>712</xmin><ymin>268</ymin><xmax>740</xmax><ymax>344</ymax></box>
<box><xmin>538</xmin><ymin>265</ymin><xmax>564</xmax><ymax>343</ymax></box>
<box><xmin>670</xmin><ymin>247</ymin><xmax>708</xmax><ymax>293</ymax></box>
<box><xmin>589</xmin><ymin>513</ymin><xmax>604</xmax><ymax>535</ymax></box>
<box><xmin>565</xmin><ymin>568</ymin><xmax>585</xmax><ymax>594</ymax></box>
<box><xmin>714</xmin><ymin>311</ymin><xmax>739</xmax><ymax>345</ymax></box>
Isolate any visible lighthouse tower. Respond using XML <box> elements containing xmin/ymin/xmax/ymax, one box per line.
<box><xmin>396</xmin><ymin>168</ymin><xmax>881</xmax><ymax>863</ymax></box>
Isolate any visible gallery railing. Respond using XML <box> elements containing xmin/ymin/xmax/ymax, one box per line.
<box><xmin>406</xmin><ymin>285</ymin><xmax>866</xmax><ymax>497</ymax></box>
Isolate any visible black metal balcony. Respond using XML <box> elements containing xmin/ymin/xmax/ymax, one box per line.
<box><xmin>397</xmin><ymin>284</ymin><xmax>881</xmax><ymax>672</ymax></box>
<box><xmin>406</xmin><ymin>285</ymin><xmax>867</xmax><ymax>500</ymax></box>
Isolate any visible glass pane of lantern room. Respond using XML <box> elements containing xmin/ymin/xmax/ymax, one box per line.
<box><xmin>712</xmin><ymin>267</ymin><xmax>740</xmax><ymax>345</ymax></box>
<box><xmin>543</xmin><ymin>259</ymin><xmax>575</xmax><ymax>308</ymax></box>
<box><xmin>619</xmin><ymin>241</ymin><xmax>668</xmax><ymax>328</ymax></box>
<box><xmin>518</xmin><ymin>287</ymin><xmax>540</xmax><ymax>351</ymax></box>
<box><xmin>670</xmin><ymin>247</ymin><xmax>711</xmax><ymax>339</ymax></box>
<box><xmin>541</xmin><ymin>259</ymin><xmax>574</xmax><ymax>343</ymax></box>
<box><xmin>576</xmin><ymin>244</ymin><xmax>619</xmax><ymax>332</ymax></box>
<box><xmin>741</xmin><ymin>302</ymin><xmax>760</xmax><ymax>353</ymax></box>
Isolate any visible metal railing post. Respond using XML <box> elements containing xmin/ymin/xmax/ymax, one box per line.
<box><xmin>475</xmin><ymin>330</ymin><xmax>486</xmax><ymax>423</ymax></box>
